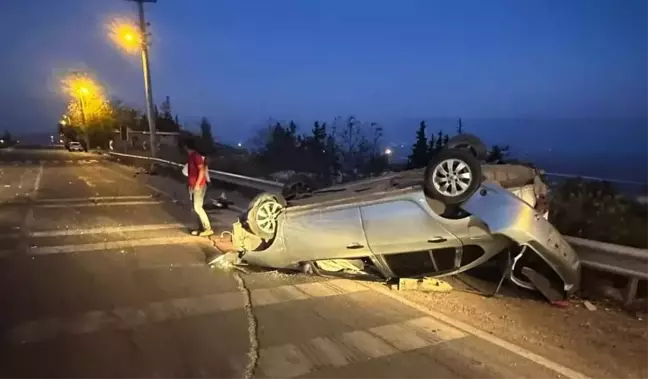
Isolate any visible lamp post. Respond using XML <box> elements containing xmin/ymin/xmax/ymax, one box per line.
<box><xmin>115</xmin><ymin>0</ymin><xmax>158</xmax><ymax>157</ymax></box>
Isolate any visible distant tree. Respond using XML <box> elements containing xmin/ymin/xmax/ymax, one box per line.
<box><xmin>302</xmin><ymin>121</ymin><xmax>329</xmax><ymax>176</ymax></box>
<box><xmin>434</xmin><ymin>130</ymin><xmax>445</xmax><ymax>152</ymax></box>
<box><xmin>364</xmin><ymin>122</ymin><xmax>388</xmax><ymax>175</ymax></box>
<box><xmin>156</xmin><ymin>96</ymin><xmax>179</xmax><ymax>132</ymax></box>
<box><xmin>160</xmin><ymin>96</ymin><xmax>172</xmax><ymax>119</ymax></box>
<box><xmin>200</xmin><ymin>117</ymin><xmax>214</xmax><ymax>144</ymax></box>
<box><xmin>456</xmin><ymin>117</ymin><xmax>464</xmax><ymax>134</ymax></box>
<box><xmin>427</xmin><ymin>131</ymin><xmax>436</xmax><ymax>159</ymax></box>
<box><xmin>1</xmin><ymin>130</ymin><xmax>13</xmax><ymax>145</ymax></box>
<box><xmin>333</xmin><ymin>116</ymin><xmax>385</xmax><ymax>179</ymax></box>
<box><xmin>407</xmin><ymin>121</ymin><xmax>429</xmax><ymax>169</ymax></box>
<box><xmin>256</xmin><ymin>121</ymin><xmax>303</xmax><ymax>172</ymax></box>
<box><xmin>250</xmin><ymin>115</ymin><xmax>384</xmax><ymax>183</ymax></box>
<box><xmin>137</xmin><ymin>114</ymin><xmax>149</xmax><ymax>132</ymax></box>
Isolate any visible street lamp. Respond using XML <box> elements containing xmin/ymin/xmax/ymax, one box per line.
<box><xmin>61</xmin><ymin>72</ymin><xmax>98</xmax><ymax>128</ymax></box>
<box><xmin>108</xmin><ymin>19</ymin><xmax>142</xmax><ymax>54</ymax></box>
<box><xmin>108</xmin><ymin>0</ymin><xmax>158</xmax><ymax>157</ymax></box>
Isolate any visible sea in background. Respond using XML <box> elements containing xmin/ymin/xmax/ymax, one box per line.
<box><xmin>381</xmin><ymin>117</ymin><xmax>648</xmax><ymax>185</ymax></box>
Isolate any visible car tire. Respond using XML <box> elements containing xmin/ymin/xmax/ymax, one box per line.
<box><xmin>424</xmin><ymin>149</ymin><xmax>482</xmax><ymax>205</ymax></box>
<box><xmin>282</xmin><ymin>174</ymin><xmax>315</xmax><ymax>200</ymax></box>
<box><xmin>247</xmin><ymin>193</ymin><xmax>287</xmax><ymax>240</ymax></box>
<box><xmin>444</xmin><ymin>133</ymin><xmax>488</xmax><ymax>161</ymax></box>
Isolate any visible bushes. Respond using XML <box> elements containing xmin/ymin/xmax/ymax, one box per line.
<box><xmin>549</xmin><ymin>178</ymin><xmax>647</xmax><ymax>248</ymax></box>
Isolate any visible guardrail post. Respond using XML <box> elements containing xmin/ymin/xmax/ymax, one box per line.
<box><xmin>623</xmin><ymin>277</ymin><xmax>639</xmax><ymax>308</ymax></box>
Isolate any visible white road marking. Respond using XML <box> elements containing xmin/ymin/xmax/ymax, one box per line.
<box><xmin>369</xmin><ymin>283</ymin><xmax>590</xmax><ymax>379</ymax></box>
<box><xmin>22</xmin><ymin>208</ymin><xmax>34</xmax><ymax>231</ymax></box>
<box><xmin>8</xmin><ymin>292</ymin><xmax>244</xmax><ymax>344</ymax></box>
<box><xmin>251</xmin><ymin>280</ymin><xmax>367</xmax><ymax>307</ymax></box>
<box><xmin>29</xmin><ymin>223</ymin><xmax>186</xmax><ymax>237</ymax></box>
<box><xmin>97</xmin><ymin>164</ymin><xmax>177</xmax><ymax>200</ymax></box>
<box><xmin>259</xmin><ymin>345</ymin><xmax>313</xmax><ymax>378</ymax></box>
<box><xmin>340</xmin><ymin>330</ymin><xmax>397</xmax><ymax>358</ymax></box>
<box><xmin>28</xmin><ymin>235</ymin><xmax>208</xmax><ymax>255</ymax></box>
<box><xmin>256</xmin><ymin>316</ymin><xmax>468</xmax><ymax>378</ymax></box>
<box><xmin>77</xmin><ymin>175</ymin><xmax>96</xmax><ymax>188</ymax></box>
<box><xmin>17</xmin><ymin>167</ymin><xmax>32</xmax><ymax>190</ymax></box>
<box><xmin>6</xmin><ymin>279</ymin><xmax>368</xmax><ymax>344</ymax></box>
<box><xmin>35</xmin><ymin>200</ymin><xmax>163</xmax><ymax>208</ymax></box>
<box><xmin>32</xmin><ymin>163</ymin><xmax>43</xmax><ymax>195</ymax></box>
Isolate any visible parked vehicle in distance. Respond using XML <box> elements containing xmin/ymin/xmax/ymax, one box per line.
<box><xmin>68</xmin><ymin>141</ymin><xmax>84</xmax><ymax>152</ymax></box>
<box><xmin>232</xmin><ymin>135</ymin><xmax>580</xmax><ymax>299</ymax></box>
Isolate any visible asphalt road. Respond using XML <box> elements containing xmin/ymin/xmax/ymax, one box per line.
<box><xmin>0</xmin><ymin>148</ymin><xmax>586</xmax><ymax>378</ymax></box>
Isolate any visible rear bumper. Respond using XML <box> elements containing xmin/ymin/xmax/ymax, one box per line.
<box><xmin>461</xmin><ymin>183</ymin><xmax>581</xmax><ymax>293</ymax></box>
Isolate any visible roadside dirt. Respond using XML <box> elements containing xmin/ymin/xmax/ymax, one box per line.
<box><xmin>386</xmin><ymin>273</ymin><xmax>648</xmax><ymax>379</ymax></box>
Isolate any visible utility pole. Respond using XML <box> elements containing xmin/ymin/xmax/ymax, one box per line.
<box><xmin>126</xmin><ymin>0</ymin><xmax>157</xmax><ymax>157</ymax></box>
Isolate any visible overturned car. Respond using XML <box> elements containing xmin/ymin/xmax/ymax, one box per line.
<box><xmin>229</xmin><ymin>135</ymin><xmax>581</xmax><ymax>298</ymax></box>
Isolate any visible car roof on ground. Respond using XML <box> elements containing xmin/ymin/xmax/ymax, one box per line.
<box><xmin>287</xmin><ymin>164</ymin><xmax>539</xmax><ymax>207</ymax></box>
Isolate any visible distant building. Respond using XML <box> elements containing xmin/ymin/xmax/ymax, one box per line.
<box><xmin>113</xmin><ymin>129</ymin><xmax>180</xmax><ymax>152</ymax></box>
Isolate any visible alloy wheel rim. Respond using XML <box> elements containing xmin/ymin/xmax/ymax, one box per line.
<box><xmin>432</xmin><ymin>158</ymin><xmax>473</xmax><ymax>197</ymax></box>
<box><xmin>256</xmin><ymin>200</ymin><xmax>283</xmax><ymax>234</ymax></box>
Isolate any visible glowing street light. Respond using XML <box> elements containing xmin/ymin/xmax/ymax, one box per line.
<box><xmin>61</xmin><ymin>72</ymin><xmax>98</xmax><ymax>127</ymax></box>
<box><xmin>108</xmin><ymin>19</ymin><xmax>142</xmax><ymax>54</ymax></box>
<box><xmin>107</xmin><ymin>1</ymin><xmax>158</xmax><ymax>157</ymax></box>
<box><xmin>384</xmin><ymin>148</ymin><xmax>392</xmax><ymax>155</ymax></box>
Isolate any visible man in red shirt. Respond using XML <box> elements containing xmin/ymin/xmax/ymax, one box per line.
<box><xmin>186</xmin><ymin>138</ymin><xmax>213</xmax><ymax>236</ymax></box>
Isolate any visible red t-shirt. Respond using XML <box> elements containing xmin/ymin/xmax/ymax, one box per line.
<box><xmin>188</xmin><ymin>151</ymin><xmax>207</xmax><ymax>188</ymax></box>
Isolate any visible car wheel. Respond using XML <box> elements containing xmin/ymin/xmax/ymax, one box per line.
<box><xmin>247</xmin><ymin>193</ymin><xmax>286</xmax><ymax>240</ymax></box>
<box><xmin>444</xmin><ymin>133</ymin><xmax>488</xmax><ymax>161</ymax></box>
<box><xmin>424</xmin><ymin>149</ymin><xmax>482</xmax><ymax>205</ymax></box>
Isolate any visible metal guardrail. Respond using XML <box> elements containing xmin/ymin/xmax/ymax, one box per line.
<box><xmin>108</xmin><ymin>151</ymin><xmax>285</xmax><ymax>192</ymax></box>
<box><xmin>565</xmin><ymin>236</ymin><xmax>648</xmax><ymax>280</ymax></box>
<box><xmin>109</xmin><ymin>151</ymin><xmax>648</xmax><ymax>303</ymax></box>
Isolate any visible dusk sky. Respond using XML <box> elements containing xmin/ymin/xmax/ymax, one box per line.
<box><xmin>1</xmin><ymin>0</ymin><xmax>646</xmax><ymax>168</ymax></box>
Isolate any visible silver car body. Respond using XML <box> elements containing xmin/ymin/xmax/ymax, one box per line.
<box><xmin>240</xmin><ymin>169</ymin><xmax>581</xmax><ymax>293</ymax></box>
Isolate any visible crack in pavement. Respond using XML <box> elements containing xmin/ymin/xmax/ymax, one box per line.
<box><xmin>233</xmin><ymin>271</ymin><xmax>260</xmax><ymax>379</ymax></box>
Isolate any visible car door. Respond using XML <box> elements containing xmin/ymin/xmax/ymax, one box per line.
<box><xmin>282</xmin><ymin>205</ymin><xmax>372</xmax><ymax>263</ymax></box>
<box><xmin>360</xmin><ymin>197</ymin><xmax>463</xmax><ymax>276</ymax></box>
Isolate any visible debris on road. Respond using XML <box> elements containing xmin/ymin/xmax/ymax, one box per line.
<box><xmin>521</xmin><ymin>267</ymin><xmax>564</xmax><ymax>303</ymax></box>
<box><xmin>393</xmin><ymin>278</ymin><xmax>453</xmax><ymax>293</ymax></box>
<box><xmin>584</xmin><ymin>300</ymin><xmax>597</xmax><ymax>311</ymax></box>
<box><xmin>550</xmin><ymin>300</ymin><xmax>570</xmax><ymax>309</ymax></box>
<box><xmin>209</xmin><ymin>252</ymin><xmax>240</xmax><ymax>271</ymax></box>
